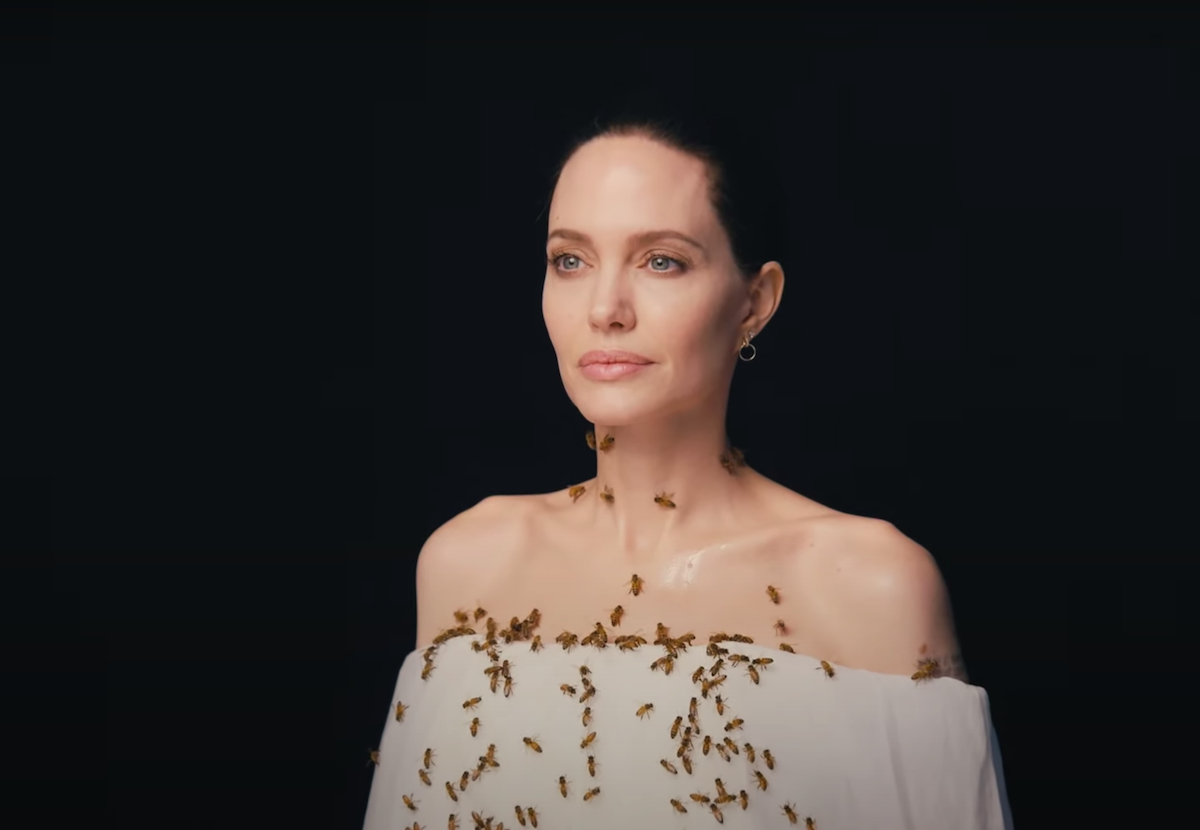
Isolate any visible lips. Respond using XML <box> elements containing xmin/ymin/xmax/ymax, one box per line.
<box><xmin>578</xmin><ymin>350</ymin><xmax>653</xmax><ymax>367</ymax></box>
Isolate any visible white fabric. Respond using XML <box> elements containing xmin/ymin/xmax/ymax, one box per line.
<box><xmin>364</xmin><ymin>632</ymin><xmax>1013</xmax><ymax>829</ymax></box>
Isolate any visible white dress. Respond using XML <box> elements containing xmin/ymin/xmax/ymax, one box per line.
<box><xmin>363</xmin><ymin>621</ymin><xmax>1013</xmax><ymax>830</ymax></box>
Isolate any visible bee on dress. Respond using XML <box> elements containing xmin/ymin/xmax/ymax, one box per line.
<box><xmin>580</xmin><ymin>731</ymin><xmax>597</xmax><ymax>750</ymax></box>
<box><xmin>418</xmin><ymin>769</ymin><xmax>432</xmax><ymax>786</ymax></box>
<box><xmin>724</xmin><ymin>717</ymin><xmax>743</xmax><ymax>732</ymax></box>
<box><xmin>689</xmin><ymin>696</ymin><xmax>699</xmax><ymax>720</ymax></box>
<box><xmin>816</xmin><ymin>660</ymin><xmax>835</xmax><ymax>678</ymax></box>
<box><xmin>730</xmin><ymin>634</ymin><xmax>754</xmax><ymax>643</ymax></box>
<box><xmin>469</xmin><ymin>718</ymin><xmax>480</xmax><ymax>737</ymax></box>
<box><xmin>513</xmin><ymin>806</ymin><xmax>526</xmax><ymax>827</ymax></box>
<box><xmin>627</xmin><ymin>573</ymin><xmax>644</xmax><ymax>596</ymax></box>
<box><xmin>766</xmin><ymin>585</ymin><xmax>781</xmax><ymax>604</ymax></box>
<box><xmin>579</xmin><ymin>684</ymin><xmax>596</xmax><ymax>703</ymax></box>
<box><xmin>743</xmin><ymin>743</ymin><xmax>755</xmax><ymax>763</ymax></box>
<box><xmin>561</xmin><ymin>684</ymin><xmax>577</xmax><ymax>697</ymax></box>
<box><xmin>738</xmin><ymin>790</ymin><xmax>749</xmax><ymax>810</ymax></box>
<box><xmin>610</xmin><ymin>605</ymin><xmax>624</xmax><ymax>627</ymax></box>
<box><xmin>446</xmin><ymin>781</ymin><xmax>459</xmax><ymax>801</ymax></box>
<box><xmin>454</xmin><ymin>609</ymin><xmax>470</xmax><ymax>625</ymax></box>
<box><xmin>779</xmin><ymin>643</ymin><xmax>796</xmax><ymax>653</ymax></box>
<box><xmin>660</xmin><ymin>759</ymin><xmax>678</xmax><ymax>774</ymax></box>
<box><xmin>637</xmin><ymin>703</ymin><xmax>654</xmax><ymax>719</ymax></box>
<box><xmin>762</xmin><ymin>749</ymin><xmax>775</xmax><ymax>770</ymax></box>
<box><xmin>403</xmin><ymin>794</ymin><xmax>419</xmax><ymax>811</ymax></box>
<box><xmin>523</xmin><ymin>737</ymin><xmax>542</xmax><ymax>753</ymax></box>
<box><xmin>582</xmin><ymin>707</ymin><xmax>592</xmax><ymax>727</ymax></box>
<box><xmin>691</xmin><ymin>666</ymin><xmax>705</xmax><ymax>683</ymax></box>
<box><xmin>702</xmin><ymin>735</ymin><xmax>712</xmax><ymax>756</ymax></box>
<box><xmin>690</xmin><ymin>792</ymin><xmax>711</xmax><ymax>804</ymax></box>
<box><xmin>448</xmin><ymin>814</ymin><xmax>459</xmax><ymax>830</ymax></box>
<box><xmin>584</xmin><ymin>786</ymin><xmax>600</xmax><ymax>801</ymax></box>
<box><xmin>782</xmin><ymin>802</ymin><xmax>799</xmax><ymax>824</ymax></box>
<box><xmin>806</xmin><ymin>818</ymin><xmax>817</xmax><ymax>829</ymax></box>
<box><xmin>367</xmin><ymin>748</ymin><xmax>380</xmax><ymax>767</ymax></box>
<box><xmin>671</xmin><ymin>715</ymin><xmax>683</xmax><ymax>738</ymax></box>
<box><xmin>463</xmin><ymin>697</ymin><xmax>481</xmax><ymax>711</ymax></box>
<box><xmin>715</xmin><ymin>779</ymin><xmax>729</xmax><ymax>799</ymax></box>
<box><xmin>753</xmin><ymin>770</ymin><xmax>769</xmax><ymax>791</ymax></box>
<box><xmin>527</xmin><ymin>807</ymin><xmax>538</xmax><ymax>827</ymax></box>
<box><xmin>568</xmin><ymin>485</ymin><xmax>586</xmax><ymax>502</ymax></box>
<box><xmin>587</xmin><ymin>755</ymin><xmax>599</xmax><ymax>777</ymax></box>
<box><xmin>471</xmin><ymin>812</ymin><xmax>485</xmax><ymax>828</ymax></box>
<box><xmin>421</xmin><ymin>748</ymin><xmax>435</xmax><ymax>769</ymax></box>
<box><xmin>556</xmin><ymin>631</ymin><xmax>578</xmax><ymax>651</ymax></box>
<box><xmin>710</xmin><ymin>803</ymin><xmax>725</xmax><ymax>823</ymax></box>
<box><xmin>670</xmin><ymin>798</ymin><xmax>688</xmax><ymax>814</ymax></box>
<box><xmin>650</xmin><ymin>655</ymin><xmax>674</xmax><ymax>674</ymax></box>
<box><xmin>752</xmin><ymin>657</ymin><xmax>774</xmax><ymax>669</ymax></box>
<box><xmin>558</xmin><ymin>776</ymin><xmax>570</xmax><ymax>798</ymax></box>
<box><xmin>599</xmin><ymin>486</ymin><xmax>614</xmax><ymax>503</ymax></box>
<box><xmin>774</xmin><ymin>620</ymin><xmax>788</xmax><ymax>636</ymax></box>
<box><xmin>395</xmin><ymin>701</ymin><xmax>408</xmax><ymax>721</ymax></box>
<box><xmin>681</xmin><ymin>754</ymin><xmax>694</xmax><ymax>775</ymax></box>
<box><xmin>710</xmin><ymin>658</ymin><xmax>726</xmax><ymax>677</ymax></box>
<box><xmin>485</xmin><ymin>744</ymin><xmax>498</xmax><ymax>765</ymax></box>
<box><xmin>654</xmin><ymin>491</ymin><xmax>676</xmax><ymax>508</ymax></box>
<box><xmin>714</xmin><ymin>694</ymin><xmax>728</xmax><ymax>715</ymax></box>
<box><xmin>723</xmin><ymin>737</ymin><xmax>739</xmax><ymax>755</ymax></box>
<box><xmin>715</xmin><ymin>743</ymin><xmax>731</xmax><ymax>762</ymax></box>
<box><xmin>530</xmin><ymin>635</ymin><xmax>542</xmax><ymax>652</ymax></box>
<box><xmin>912</xmin><ymin>657</ymin><xmax>939</xmax><ymax>683</ymax></box>
<box><xmin>422</xmin><ymin>663</ymin><xmax>436</xmax><ymax>681</ymax></box>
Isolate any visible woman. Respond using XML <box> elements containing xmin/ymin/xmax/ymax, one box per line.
<box><xmin>364</xmin><ymin>98</ymin><xmax>1012</xmax><ymax>829</ymax></box>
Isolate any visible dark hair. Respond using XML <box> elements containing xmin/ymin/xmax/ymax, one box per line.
<box><xmin>545</xmin><ymin>88</ymin><xmax>789</xmax><ymax>279</ymax></box>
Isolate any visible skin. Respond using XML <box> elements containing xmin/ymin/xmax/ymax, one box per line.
<box><xmin>415</xmin><ymin>134</ymin><xmax>967</xmax><ymax>681</ymax></box>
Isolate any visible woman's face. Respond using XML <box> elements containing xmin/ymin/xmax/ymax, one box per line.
<box><xmin>542</xmin><ymin>135</ymin><xmax>751</xmax><ymax>426</ymax></box>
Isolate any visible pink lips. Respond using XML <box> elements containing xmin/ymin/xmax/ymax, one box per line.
<box><xmin>578</xmin><ymin>350</ymin><xmax>654</xmax><ymax>381</ymax></box>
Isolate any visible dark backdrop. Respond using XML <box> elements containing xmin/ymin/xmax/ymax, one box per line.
<box><xmin>9</xmin><ymin>8</ymin><xmax>1190</xmax><ymax>829</ymax></box>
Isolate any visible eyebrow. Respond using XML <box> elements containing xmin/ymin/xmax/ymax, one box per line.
<box><xmin>546</xmin><ymin>228</ymin><xmax>707</xmax><ymax>253</ymax></box>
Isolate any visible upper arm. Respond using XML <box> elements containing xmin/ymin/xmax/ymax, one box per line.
<box><xmin>414</xmin><ymin>496</ymin><xmax>505</xmax><ymax>649</ymax></box>
<box><xmin>823</xmin><ymin>520</ymin><xmax>968</xmax><ymax>681</ymax></box>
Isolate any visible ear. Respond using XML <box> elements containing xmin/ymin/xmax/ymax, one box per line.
<box><xmin>740</xmin><ymin>261</ymin><xmax>784</xmax><ymax>335</ymax></box>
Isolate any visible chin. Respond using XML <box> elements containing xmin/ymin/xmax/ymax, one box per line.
<box><xmin>567</xmin><ymin>387</ymin><xmax>663</xmax><ymax>428</ymax></box>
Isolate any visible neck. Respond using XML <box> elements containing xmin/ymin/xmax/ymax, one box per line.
<box><xmin>582</xmin><ymin>403</ymin><xmax>752</xmax><ymax>557</ymax></box>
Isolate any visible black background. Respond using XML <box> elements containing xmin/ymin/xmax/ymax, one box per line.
<box><xmin>5</xmin><ymin>7</ymin><xmax>1192</xmax><ymax>828</ymax></box>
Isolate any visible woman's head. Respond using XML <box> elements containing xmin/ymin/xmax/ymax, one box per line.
<box><xmin>542</xmin><ymin>95</ymin><xmax>787</xmax><ymax>427</ymax></box>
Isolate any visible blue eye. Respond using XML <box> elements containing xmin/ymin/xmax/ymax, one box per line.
<box><xmin>549</xmin><ymin>253</ymin><xmax>582</xmax><ymax>271</ymax></box>
<box><xmin>647</xmin><ymin>255</ymin><xmax>685</xmax><ymax>273</ymax></box>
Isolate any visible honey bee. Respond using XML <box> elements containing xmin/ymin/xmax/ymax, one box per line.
<box><xmin>424</xmin><ymin>748</ymin><xmax>436</xmax><ymax>769</ymax></box>
<box><xmin>418</xmin><ymin>769</ymin><xmax>432</xmax><ymax>786</ymax></box>
<box><xmin>485</xmin><ymin>744</ymin><xmax>498</xmax><ymax>764</ymax></box>
<box><xmin>774</xmin><ymin>620</ymin><xmax>788</xmax><ymax>635</ymax></box>
<box><xmin>779</xmin><ymin>643</ymin><xmax>796</xmax><ymax>653</ymax></box>
<box><xmin>709</xmin><ymin>631</ymin><xmax>729</xmax><ymax>644</ymax></box>
<box><xmin>681</xmin><ymin>754</ymin><xmax>693</xmax><ymax>775</ymax></box>
<box><xmin>782</xmin><ymin>802</ymin><xmax>799</xmax><ymax>824</ymax></box>
<box><xmin>446</xmin><ymin>781</ymin><xmax>459</xmax><ymax>801</ymax></box>
<box><xmin>762</xmin><ymin>749</ymin><xmax>775</xmax><ymax>770</ymax></box>
<box><xmin>724</xmin><ymin>717</ymin><xmax>743</xmax><ymax>732</ymax></box>
<box><xmin>527</xmin><ymin>807</ymin><xmax>538</xmax><ymax>827</ymax></box>
<box><xmin>580</xmin><ymin>731</ymin><xmax>597</xmax><ymax>750</ymax></box>
<box><xmin>660</xmin><ymin>759</ymin><xmax>678</xmax><ymax>774</ymax></box>
<box><xmin>454</xmin><ymin>609</ymin><xmax>470</xmax><ymax>625</ymax></box>
<box><xmin>473</xmin><ymin>606</ymin><xmax>487</xmax><ymax>622</ymax></box>
<box><xmin>816</xmin><ymin>660</ymin><xmax>835</xmax><ymax>678</ymax></box>
<box><xmin>627</xmin><ymin>573</ymin><xmax>644</xmax><ymax>596</ymax></box>
<box><xmin>730</xmin><ymin>634</ymin><xmax>754</xmax><ymax>643</ymax></box>
<box><xmin>690</xmin><ymin>792</ymin><xmax>711</xmax><ymax>804</ymax></box>
<box><xmin>561</xmin><ymin>684</ymin><xmax>577</xmax><ymax>697</ymax></box>
<box><xmin>463</xmin><ymin>697</ymin><xmax>482</xmax><ymax>710</ymax></box>
<box><xmin>555</xmin><ymin>631</ymin><xmax>579</xmax><ymax>651</ymax></box>
<box><xmin>691</xmin><ymin>666</ymin><xmax>705</xmax><ymax>683</ymax></box>
<box><xmin>585</xmin><ymin>430</ymin><xmax>597</xmax><ymax>449</ymax></box>
<box><xmin>583</xmin><ymin>786</ymin><xmax>600</xmax><ymax>801</ymax></box>
<box><xmin>469</xmin><ymin>717</ymin><xmax>480</xmax><ymax>737</ymax></box>
<box><xmin>587</xmin><ymin>755</ymin><xmax>599</xmax><ymax>776</ymax></box>
<box><xmin>805</xmin><ymin>818</ymin><xmax>817</xmax><ymax>829</ymax></box>
<box><xmin>654</xmin><ymin>491</ymin><xmax>676</xmax><ymax>508</ymax></box>
<box><xmin>395</xmin><ymin>701</ymin><xmax>408</xmax><ymax>721</ymax></box>
<box><xmin>402</xmin><ymin>794</ymin><xmax>418</xmax><ymax>811</ymax></box>
<box><xmin>715</xmin><ymin>778</ymin><xmax>729</xmax><ymax>798</ymax></box>
<box><xmin>710</xmin><ymin>803</ymin><xmax>725</xmax><ymax>823</ymax></box>
<box><xmin>449</xmin><ymin>814</ymin><xmax>459</xmax><ymax>830</ymax></box>
<box><xmin>689</xmin><ymin>697</ymin><xmax>699</xmax><ymax>720</ymax></box>
<box><xmin>598</xmin><ymin>433</ymin><xmax>614</xmax><ymax>451</ymax></box>
<box><xmin>471</xmin><ymin>812</ymin><xmax>485</xmax><ymax>827</ymax></box>
<box><xmin>743</xmin><ymin>743</ymin><xmax>755</xmax><ymax>763</ymax></box>
<box><xmin>636</xmin><ymin>703</ymin><xmax>654</xmax><ymax>719</ymax></box>
<box><xmin>766</xmin><ymin>585</ymin><xmax>781</xmax><ymax>604</ymax></box>
<box><xmin>558</xmin><ymin>776</ymin><xmax>570</xmax><ymax>798</ymax></box>
<box><xmin>723</xmin><ymin>737</ymin><xmax>739</xmax><ymax>755</ymax></box>
<box><xmin>367</xmin><ymin>748</ymin><xmax>381</xmax><ymax>767</ymax></box>
<box><xmin>912</xmin><ymin>657</ymin><xmax>939</xmax><ymax>683</ymax></box>
<box><xmin>568</xmin><ymin>485</ymin><xmax>586</xmax><ymax>502</ymax></box>
<box><xmin>714</xmin><ymin>694</ymin><xmax>728</xmax><ymax>715</ymax></box>
<box><xmin>710</xmin><ymin>659</ymin><xmax>726</xmax><ymax>676</ymax></box>
<box><xmin>754</xmin><ymin>770</ymin><xmax>768</xmax><ymax>791</ymax></box>
<box><xmin>530</xmin><ymin>635</ymin><xmax>542</xmax><ymax>652</ymax></box>
<box><xmin>513</xmin><ymin>806</ymin><xmax>526</xmax><ymax>827</ymax></box>
<box><xmin>718</xmin><ymin>446</ymin><xmax>745</xmax><ymax>474</ymax></box>
<box><xmin>579</xmin><ymin>685</ymin><xmax>595</xmax><ymax>703</ymax></box>
<box><xmin>702</xmin><ymin>735</ymin><xmax>712</xmax><ymax>756</ymax></box>
<box><xmin>422</xmin><ymin>663</ymin><xmax>435</xmax><ymax>680</ymax></box>
<box><xmin>748</xmin><ymin>664</ymin><xmax>760</xmax><ymax>685</ymax></box>
<box><xmin>470</xmin><ymin>764</ymin><xmax>484</xmax><ymax>783</ymax></box>
<box><xmin>670</xmin><ymin>798</ymin><xmax>688</xmax><ymax>814</ymax></box>
<box><xmin>650</xmin><ymin>655</ymin><xmax>674</xmax><ymax>674</ymax></box>
<box><xmin>738</xmin><ymin>790</ymin><xmax>749</xmax><ymax>810</ymax></box>
<box><xmin>671</xmin><ymin>716</ymin><xmax>683</xmax><ymax>738</ymax></box>
<box><xmin>599</xmin><ymin>486</ymin><xmax>614</xmax><ymax>503</ymax></box>
<box><xmin>715</xmin><ymin>743</ymin><xmax>731</xmax><ymax>762</ymax></box>
<box><xmin>605</xmin><ymin>604</ymin><xmax>624</xmax><ymax>626</ymax></box>
<box><xmin>582</xmin><ymin>707</ymin><xmax>592</xmax><ymax>727</ymax></box>
<box><xmin>523</xmin><ymin>737</ymin><xmax>542</xmax><ymax>753</ymax></box>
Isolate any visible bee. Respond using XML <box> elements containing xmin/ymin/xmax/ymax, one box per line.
<box><xmin>485</xmin><ymin>744</ymin><xmax>498</xmax><ymax>765</ymax></box>
<box><xmin>766</xmin><ymin>585</ymin><xmax>781</xmax><ymax>604</ymax></box>
<box><xmin>681</xmin><ymin>754</ymin><xmax>693</xmax><ymax>774</ymax></box>
<box><xmin>473</xmin><ymin>606</ymin><xmax>487</xmax><ymax>622</ymax></box>
<box><xmin>710</xmin><ymin>658</ymin><xmax>726</xmax><ymax>676</ymax></box>
<box><xmin>446</xmin><ymin>781</ymin><xmax>459</xmax><ymax>801</ymax></box>
<box><xmin>530</xmin><ymin>635</ymin><xmax>542</xmax><ymax>652</ymax></box>
<box><xmin>597</xmin><ymin>433</ymin><xmax>614</xmax><ymax>451</ymax></box>
<box><xmin>690</xmin><ymin>792</ymin><xmax>711</xmax><ymax>804</ymax></box>
<box><xmin>560</xmin><ymin>684</ymin><xmax>577</xmax><ymax>697</ymax></box>
<box><xmin>762</xmin><ymin>749</ymin><xmax>775</xmax><ymax>770</ymax></box>
<box><xmin>774</xmin><ymin>619</ymin><xmax>788</xmax><ymax>635</ymax></box>
<box><xmin>585</xmin><ymin>430</ymin><xmax>597</xmax><ymax>449</ymax></box>
<box><xmin>463</xmin><ymin>697</ymin><xmax>482</xmax><ymax>710</ymax></box>
<box><xmin>580</xmin><ymin>731</ymin><xmax>597</xmax><ymax>750</ymax></box>
<box><xmin>670</xmin><ymin>715</ymin><xmax>683</xmax><ymax>738</ymax></box>
<box><xmin>723</xmin><ymin>737</ymin><xmax>739</xmax><ymax>755</ymax></box>
<box><xmin>738</xmin><ymin>790</ymin><xmax>749</xmax><ymax>810</ymax></box>
<box><xmin>724</xmin><ymin>717</ymin><xmax>743</xmax><ymax>732</ymax></box>
<box><xmin>418</xmin><ymin>769</ymin><xmax>432</xmax><ymax>786</ymax></box>
<box><xmin>752</xmin><ymin>657</ymin><xmax>774</xmax><ymax>668</ymax></box>
<box><xmin>470</xmin><ymin>763</ymin><xmax>484</xmax><ymax>782</ymax></box>
<box><xmin>469</xmin><ymin>717</ymin><xmax>480</xmax><ymax>737</ymax></box>
<box><xmin>599</xmin><ymin>486</ymin><xmax>614</xmax><ymax>503</ymax></box>
<box><xmin>806</xmin><ymin>818</ymin><xmax>817</xmax><ymax>829</ymax></box>
<box><xmin>422</xmin><ymin>663</ymin><xmax>436</xmax><ymax>680</ymax></box>
<box><xmin>650</xmin><ymin>656</ymin><xmax>674</xmax><ymax>674</ymax></box>
<box><xmin>579</xmin><ymin>685</ymin><xmax>595</xmax><ymax>703</ymax></box>
<box><xmin>710</xmin><ymin>803</ymin><xmax>724</xmax><ymax>823</ymax></box>
<box><xmin>731</xmin><ymin>634</ymin><xmax>754</xmax><ymax>643</ymax></box>
<box><xmin>689</xmin><ymin>697</ymin><xmax>699</xmax><ymax>720</ymax></box>
<box><xmin>587</xmin><ymin>755</ymin><xmax>599</xmax><ymax>777</ymax></box>
<box><xmin>471</xmin><ymin>813</ymin><xmax>485</xmax><ymax>828</ymax></box>
<box><xmin>714</xmin><ymin>694</ymin><xmax>728</xmax><ymax>715</ymax></box>
<box><xmin>527</xmin><ymin>807</ymin><xmax>538</xmax><ymax>827</ymax></box>
<box><xmin>660</xmin><ymin>759</ymin><xmax>678</xmax><ymax>774</ymax></box>
<box><xmin>583</xmin><ymin>786</ymin><xmax>600</xmax><ymax>801</ymax></box>
<box><xmin>523</xmin><ymin>737</ymin><xmax>542</xmax><ymax>753</ymax></box>
<box><xmin>709</xmin><ymin>631</ymin><xmax>729</xmax><ymax>644</ymax></box>
<box><xmin>514</xmin><ymin>806</ymin><xmax>526</xmax><ymax>827</ymax></box>
<box><xmin>395</xmin><ymin>701</ymin><xmax>408</xmax><ymax>721</ymax></box>
<box><xmin>449</xmin><ymin>814</ymin><xmax>459</xmax><ymax>830</ymax></box>
<box><xmin>747</xmin><ymin>665</ymin><xmax>760</xmax><ymax>685</ymax></box>
<box><xmin>816</xmin><ymin>660</ymin><xmax>835</xmax><ymax>678</ymax></box>
<box><xmin>424</xmin><ymin>748</ymin><xmax>436</xmax><ymax>769</ymax></box>
<box><xmin>782</xmin><ymin>802</ymin><xmax>799</xmax><ymax>824</ymax></box>
<box><xmin>691</xmin><ymin>666</ymin><xmax>705</xmax><ymax>683</ymax></box>
<box><xmin>912</xmin><ymin>657</ymin><xmax>939</xmax><ymax>683</ymax></box>
<box><xmin>459</xmin><ymin>771</ymin><xmax>470</xmax><ymax>791</ymax></box>
<box><xmin>367</xmin><ymin>748</ymin><xmax>381</xmax><ymax>767</ymax></box>
<box><xmin>702</xmin><ymin>735</ymin><xmax>712</xmax><ymax>756</ymax></box>
<box><xmin>715</xmin><ymin>779</ymin><xmax>729</xmax><ymax>798</ymax></box>
<box><xmin>718</xmin><ymin>446</ymin><xmax>745</xmax><ymax>474</ymax></box>
<box><xmin>743</xmin><ymin>743</ymin><xmax>755</xmax><ymax>763</ymax></box>
<box><xmin>715</xmin><ymin>743</ymin><xmax>731</xmax><ymax>762</ymax></box>
<box><xmin>754</xmin><ymin>770</ymin><xmax>768</xmax><ymax>791</ymax></box>
<box><xmin>558</xmin><ymin>776</ymin><xmax>570</xmax><ymax>798</ymax></box>
<box><xmin>582</xmin><ymin>707</ymin><xmax>592</xmax><ymax>727</ymax></box>
<box><xmin>403</xmin><ymin>794</ymin><xmax>418</xmax><ymax>811</ymax></box>
<box><xmin>556</xmin><ymin>631</ymin><xmax>579</xmax><ymax>651</ymax></box>
<box><xmin>637</xmin><ymin>703</ymin><xmax>654</xmax><ymax>719</ymax></box>
<box><xmin>654</xmin><ymin>491</ymin><xmax>676</xmax><ymax>508</ymax></box>
<box><xmin>568</xmin><ymin>484</ymin><xmax>586</xmax><ymax>502</ymax></box>
<box><xmin>627</xmin><ymin>573</ymin><xmax>644</xmax><ymax>596</ymax></box>
<box><xmin>609</xmin><ymin>604</ymin><xmax>624</xmax><ymax>627</ymax></box>
<box><xmin>670</xmin><ymin>799</ymin><xmax>688</xmax><ymax>814</ymax></box>
<box><xmin>454</xmin><ymin>609</ymin><xmax>470</xmax><ymax>625</ymax></box>
<box><xmin>579</xmin><ymin>665</ymin><xmax>591</xmax><ymax>678</ymax></box>
<box><xmin>779</xmin><ymin>643</ymin><xmax>796</xmax><ymax>654</ymax></box>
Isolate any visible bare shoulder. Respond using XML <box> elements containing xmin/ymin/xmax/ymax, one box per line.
<box><xmin>414</xmin><ymin>494</ymin><xmax>535</xmax><ymax>648</ymax></box>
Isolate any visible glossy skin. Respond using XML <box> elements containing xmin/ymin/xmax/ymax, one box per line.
<box><xmin>415</xmin><ymin>135</ymin><xmax>967</xmax><ymax>681</ymax></box>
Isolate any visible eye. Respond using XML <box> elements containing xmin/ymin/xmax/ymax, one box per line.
<box><xmin>646</xmin><ymin>254</ymin><xmax>686</xmax><ymax>273</ymax></box>
<box><xmin>549</xmin><ymin>253</ymin><xmax>583</xmax><ymax>272</ymax></box>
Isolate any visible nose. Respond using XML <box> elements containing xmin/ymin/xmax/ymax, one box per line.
<box><xmin>586</xmin><ymin>272</ymin><xmax>635</xmax><ymax>331</ymax></box>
